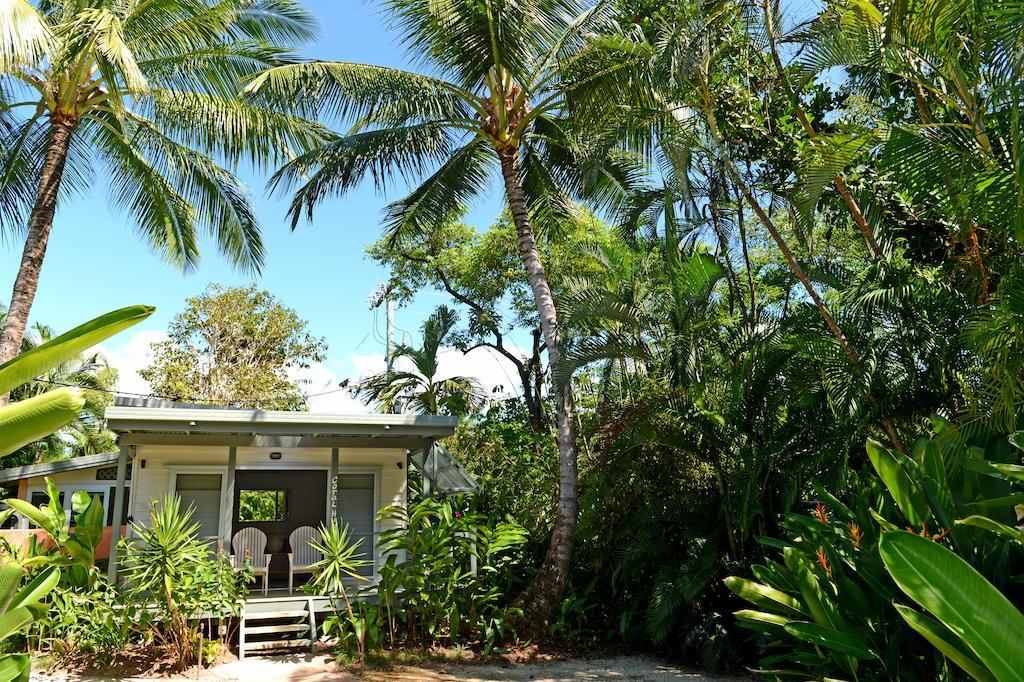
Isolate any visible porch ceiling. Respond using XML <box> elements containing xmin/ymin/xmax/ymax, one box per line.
<box><xmin>105</xmin><ymin>406</ymin><xmax>457</xmax><ymax>448</ymax></box>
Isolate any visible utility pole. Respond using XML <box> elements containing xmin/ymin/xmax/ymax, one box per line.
<box><xmin>368</xmin><ymin>281</ymin><xmax>394</xmax><ymax>376</ymax></box>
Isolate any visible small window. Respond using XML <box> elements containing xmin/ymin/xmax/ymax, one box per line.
<box><xmin>238</xmin><ymin>489</ymin><xmax>288</xmax><ymax>522</ymax></box>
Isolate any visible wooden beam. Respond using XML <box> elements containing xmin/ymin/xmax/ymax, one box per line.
<box><xmin>329</xmin><ymin>447</ymin><xmax>339</xmax><ymax>523</ymax></box>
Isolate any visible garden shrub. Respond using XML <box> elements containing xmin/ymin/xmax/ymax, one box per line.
<box><xmin>118</xmin><ymin>494</ymin><xmax>250</xmax><ymax>670</ymax></box>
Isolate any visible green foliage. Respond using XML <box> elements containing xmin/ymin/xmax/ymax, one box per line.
<box><xmin>376</xmin><ymin>496</ymin><xmax>528</xmax><ymax>652</ymax></box>
<box><xmin>140</xmin><ymin>284</ymin><xmax>326</xmax><ymax>409</ymax></box>
<box><xmin>3</xmin><ymin>477</ymin><xmax>106</xmax><ymax>589</ymax></box>
<box><xmin>0</xmin><ymin>563</ymin><xmax>59</xmax><ymax>682</ymax></box>
<box><xmin>356</xmin><ymin>306</ymin><xmax>484</xmax><ymax>416</ymax></box>
<box><xmin>727</xmin><ymin>424</ymin><xmax>1024</xmax><ymax>679</ymax></box>
<box><xmin>119</xmin><ymin>495</ymin><xmax>249</xmax><ymax>671</ymax></box>
<box><xmin>0</xmin><ymin>306</ymin><xmax>153</xmax><ymax>458</ymax></box>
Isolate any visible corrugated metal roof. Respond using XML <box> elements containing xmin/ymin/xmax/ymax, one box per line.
<box><xmin>0</xmin><ymin>451</ymin><xmax>122</xmax><ymax>484</ymax></box>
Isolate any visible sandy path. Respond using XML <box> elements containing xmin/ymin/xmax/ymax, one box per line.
<box><xmin>34</xmin><ymin>654</ymin><xmax>731</xmax><ymax>681</ymax></box>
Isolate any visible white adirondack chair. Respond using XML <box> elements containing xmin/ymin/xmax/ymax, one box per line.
<box><xmin>287</xmin><ymin>525</ymin><xmax>322</xmax><ymax>593</ymax></box>
<box><xmin>231</xmin><ymin>527</ymin><xmax>271</xmax><ymax>594</ymax></box>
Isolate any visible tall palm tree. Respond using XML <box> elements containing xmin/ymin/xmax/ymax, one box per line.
<box><xmin>0</xmin><ymin>0</ymin><xmax>326</xmax><ymax>369</ymax></box>
<box><xmin>245</xmin><ymin>0</ymin><xmax>641</xmax><ymax>619</ymax></box>
<box><xmin>357</xmin><ymin>306</ymin><xmax>483</xmax><ymax>416</ymax></box>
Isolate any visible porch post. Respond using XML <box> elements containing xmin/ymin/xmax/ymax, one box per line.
<box><xmin>329</xmin><ymin>447</ymin><xmax>339</xmax><ymax>523</ymax></box>
<box><xmin>221</xmin><ymin>446</ymin><xmax>237</xmax><ymax>552</ymax></box>
<box><xmin>107</xmin><ymin>442</ymin><xmax>131</xmax><ymax>585</ymax></box>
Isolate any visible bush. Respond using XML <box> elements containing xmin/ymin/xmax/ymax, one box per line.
<box><xmin>727</xmin><ymin>420</ymin><xmax>1024</xmax><ymax>679</ymax></box>
<box><xmin>376</xmin><ymin>495</ymin><xmax>528</xmax><ymax>652</ymax></box>
<box><xmin>118</xmin><ymin>495</ymin><xmax>250</xmax><ymax>670</ymax></box>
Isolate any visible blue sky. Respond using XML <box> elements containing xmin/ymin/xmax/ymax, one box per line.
<box><xmin>0</xmin><ymin>0</ymin><xmax>823</xmax><ymax>408</ymax></box>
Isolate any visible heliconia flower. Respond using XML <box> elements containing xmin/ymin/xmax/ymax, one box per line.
<box><xmin>814</xmin><ymin>502</ymin><xmax>829</xmax><ymax>525</ymax></box>
<box><xmin>815</xmin><ymin>547</ymin><xmax>832</xmax><ymax>578</ymax></box>
<box><xmin>848</xmin><ymin>522</ymin><xmax>864</xmax><ymax>549</ymax></box>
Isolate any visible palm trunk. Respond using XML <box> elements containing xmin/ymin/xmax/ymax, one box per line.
<box><xmin>0</xmin><ymin>115</ymin><xmax>76</xmax><ymax>376</ymax></box>
<box><xmin>499</xmin><ymin>150</ymin><xmax>578</xmax><ymax>624</ymax></box>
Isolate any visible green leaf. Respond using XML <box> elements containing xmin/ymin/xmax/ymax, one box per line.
<box><xmin>0</xmin><ymin>653</ymin><xmax>30</xmax><ymax>682</ymax></box>
<box><xmin>1008</xmin><ymin>432</ymin><xmax>1024</xmax><ymax>453</ymax></box>
<box><xmin>0</xmin><ymin>607</ymin><xmax>32</xmax><ymax>641</ymax></box>
<box><xmin>0</xmin><ymin>564</ymin><xmax>22</xmax><ymax>612</ymax></box>
<box><xmin>866</xmin><ymin>438</ymin><xmax>928</xmax><ymax>525</ymax></box>
<box><xmin>724</xmin><ymin>576</ymin><xmax>807</xmax><ymax>616</ymax></box>
<box><xmin>735</xmin><ymin>609</ymin><xmax>792</xmax><ymax>627</ymax></box>
<box><xmin>880</xmin><ymin>530</ymin><xmax>1024</xmax><ymax>680</ymax></box>
<box><xmin>955</xmin><ymin>515</ymin><xmax>1024</xmax><ymax>542</ymax></box>
<box><xmin>8</xmin><ymin>566</ymin><xmax>58</xmax><ymax>610</ymax></box>
<box><xmin>0</xmin><ymin>305</ymin><xmax>154</xmax><ymax>395</ymax></box>
<box><xmin>0</xmin><ymin>388</ymin><xmax>85</xmax><ymax>457</ymax></box>
<box><xmin>783</xmin><ymin>621</ymin><xmax>877</xmax><ymax>660</ymax></box>
<box><xmin>894</xmin><ymin>604</ymin><xmax>995</xmax><ymax>682</ymax></box>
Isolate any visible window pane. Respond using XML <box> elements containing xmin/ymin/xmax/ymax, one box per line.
<box><xmin>238</xmin><ymin>489</ymin><xmax>288</xmax><ymax>522</ymax></box>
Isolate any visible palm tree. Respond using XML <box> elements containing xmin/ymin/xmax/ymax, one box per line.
<box><xmin>0</xmin><ymin>0</ymin><xmax>326</xmax><ymax>369</ymax></box>
<box><xmin>357</xmin><ymin>306</ymin><xmax>483</xmax><ymax>416</ymax></box>
<box><xmin>245</xmin><ymin>0</ymin><xmax>642</xmax><ymax>619</ymax></box>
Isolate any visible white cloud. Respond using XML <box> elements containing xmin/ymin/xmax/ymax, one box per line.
<box><xmin>94</xmin><ymin>330</ymin><xmax>168</xmax><ymax>397</ymax></box>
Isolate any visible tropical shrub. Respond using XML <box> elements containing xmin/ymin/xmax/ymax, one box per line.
<box><xmin>3</xmin><ymin>477</ymin><xmax>105</xmax><ymax>589</ymax></box>
<box><xmin>376</xmin><ymin>496</ymin><xmax>528</xmax><ymax>652</ymax></box>
<box><xmin>118</xmin><ymin>495</ymin><xmax>249</xmax><ymax>670</ymax></box>
<box><xmin>0</xmin><ymin>563</ymin><xmax>60</xmax><ymax>682</ymax></box>
<box><xmin>727</xmin><ymin>421</ymin><xmax>1024</xmax><ymax>679</ymax></box>
<box><xmin>304</xmin><ymin>521</ymin><xmax>375</xmax><ymax>670</ymax></box>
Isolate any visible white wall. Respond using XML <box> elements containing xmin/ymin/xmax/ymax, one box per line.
<box><xmin>130</xmin><ymin>444</ymin><xmax>408</xmax><ymax>575</ymax></box>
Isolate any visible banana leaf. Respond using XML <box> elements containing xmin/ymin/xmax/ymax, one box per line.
<box><xmin>0</xmin><ymin>305</ymin><xmax>154</xmax><ymax>395</ymax></box>
<box><xmin>0</xmin><ymin>388</ymin><xmax>85</xmax><ymax>457</ymax></box>
<box><xmin>0</xmin><ymin>653</ymin><xmax>30</xmax><ymax>682</ymax></box>
<box><xmin>880</xmin><ymin>530</ymin><xmax>1024</xmax><ymax>680</ymax></box>
<box><xmin>866</xmin><ymin>438</ymin><xmax>928</xmax><ymax>525</ymax></box>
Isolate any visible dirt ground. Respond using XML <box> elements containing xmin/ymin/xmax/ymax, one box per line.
<box><xmin>33</xmin><ymin>653</ymin><xmax>737</xmax><ymax>681</ymax></box>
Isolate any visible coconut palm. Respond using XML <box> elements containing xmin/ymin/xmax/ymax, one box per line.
<box><xmin>0</xmin><ymin>0</ymin><xmax>327</xmax><ymax>368</ymax></box>
<box><xmin>245</xmin><ymin>0</ymin><xmax>643</xmax><ymax>618</ymax></box>
<box><xmin>357</xmin><ymin>306</ymin><xmax>484</xmax><ymax>416</ymax></box>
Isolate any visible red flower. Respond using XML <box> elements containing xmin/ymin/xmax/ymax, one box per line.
<box><xmin>815</xmin><ymin>547</ymin><xmax>832</xmax><ymax>578</ymax></box>
<box><xmin>814</xmin><ymin>502</ymin><xmax>829</xmax><ymax>525</ymax></box>
<box><xmin>848</xmin><ymin>522</ymin><xmax>864</xmax><ymax>549</ymax></box>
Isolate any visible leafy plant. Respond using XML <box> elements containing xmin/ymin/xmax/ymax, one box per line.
<box><xmin>304</xmin><ymin>521</ymin><xmax>372</xmax><ymax>670</ymax></box>
<box><xmin>727</xmin><ymin>422</ymin><xmax>1024</xmax><ymax>679</ymax></box>
<box><xmin>3</xmin><ymin>477</ymin><xmax>105</xmax><ymax>589</ymax></box>
<box><xmin>0</xmin><ymin>563</ymin><xmax>60</xmax><ymax>682</ymax></box>
<box><xmin>377</xmin><ymin>496</ymin><xmax>527</xmax><ymax>651</ymax></box>
<box><xmin>119</xmin><ymin>495</ymin><xmax>248</xmax><ymax>671</ymax></box>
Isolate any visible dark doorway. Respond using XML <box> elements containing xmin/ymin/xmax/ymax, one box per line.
<box><xmin>233</xmin><ymin>470</ymin><xmax>327</xmax><ymax>564</ymax></box>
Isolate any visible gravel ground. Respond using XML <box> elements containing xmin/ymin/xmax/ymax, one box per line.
<box><xmin>33</xmin><ymin>654</ymin><xmax>737</xmax><ymax>681</ymax></box>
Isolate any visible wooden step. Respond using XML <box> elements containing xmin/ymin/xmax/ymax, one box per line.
<box><xmin>240</xmin><ymin>638</ymin><xmax>312</xmax><ymax>652</ymax></box>
<box><xmin>245</xmin><ymin>623</ymin><xmax>310</xmax><ymax>636</ymax></box>
<box><xmin>244</xmin><ymin>609</ymin><xmax>308</xmax><ymax>620</ymax></box>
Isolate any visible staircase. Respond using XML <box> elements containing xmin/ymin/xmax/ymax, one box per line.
<box><xmin>238</xmin><ymin>596</ymin><xmax>318</xmax><ymax>659</ymax></box>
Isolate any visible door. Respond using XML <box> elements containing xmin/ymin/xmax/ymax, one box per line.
<box><xmin>174</xmin><ymin>473</ymin><xmax>223</xmax><ymax>540</ymax></box>
<box><xmin>338</xmin><ymin>473</ymin><xmax>376</xmax><ymax>578</ymax></box>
